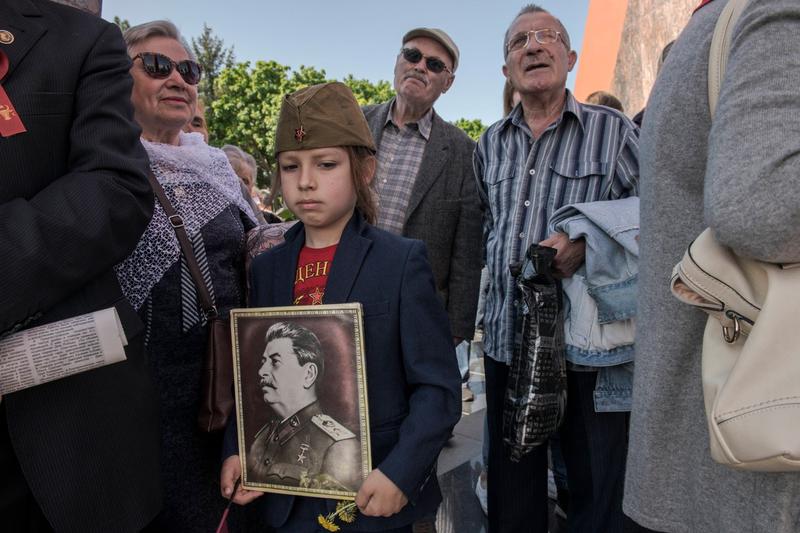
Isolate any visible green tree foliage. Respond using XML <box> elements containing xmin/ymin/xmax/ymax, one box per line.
<box><xmin>113</xmin><ymin>16</ymin><xmax>130</xmax><ymax>32</ymax></box>
<box><xmin>209</xmin><ymin>57</ymin><xmax>485</xmax><ymax>209</ymax></box>
<box><xmin>208</xmin><ymin>61</ymin><xmax>395</xmax><ymax>187</ymax></box>
<box><xmin>452</xmin><ymin>118</ymin><xmax>487</xmax><ymax>141</ymax></box>
<box><xmin>191</xmin><ymin>23</ymin><xmax>235</xmax><ymax>105</ymax></box>
<box><xmin>341</xmin><ymin>75</ymin><xmax>395</xmax><ymax>106</ymax></box>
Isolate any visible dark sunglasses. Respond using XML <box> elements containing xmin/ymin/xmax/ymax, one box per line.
<box><xmin>400</xmin><ymin>47</ymin><xmax>452</xmax><ymax>74</ymax></box>
<box><xmin>133</xmin><ymin>52</ymin><xmax>203</xmax><ymax>85</ymax></box>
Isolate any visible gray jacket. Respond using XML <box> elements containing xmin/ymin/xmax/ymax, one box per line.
<box><xmin>363</xmin><ymin>102</ymin><xmax>482</xmax><ymax>340</ymax></box>
<box><xmin>625</xmin><ymin>1</ymin><xmax>800</xmax><ymax>531</ymax></box>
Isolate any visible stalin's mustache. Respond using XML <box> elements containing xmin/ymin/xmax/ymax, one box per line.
<box><xmin>260</xmin><ymin>378</ymin><xmax>276</xmax><ymax>390</ymax></box>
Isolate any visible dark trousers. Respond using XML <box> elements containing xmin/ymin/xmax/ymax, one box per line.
<box><xmin>485</xmin><ymin>357</ymin><xmax>630</xmax><ymax>533</ymax></box>
<box><xmin>0</xmin><ymin>406</ymin><xmax>53</xmax><ymax>533</ymax></box>
<box><xmin>485</xmin><ymin>356</ymin><xmax>549</xmax><ymax>533</ymax></box>
<box><xmin>560</xmin><ymin>371</ymin><xmax>629</xmax><ymax>533</ymax></box>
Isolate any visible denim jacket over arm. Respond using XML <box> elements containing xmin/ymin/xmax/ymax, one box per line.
<box><xmin>549</xmin><ymin>196</ymin><xmax>640</xmax><ymax>411</ymax></box>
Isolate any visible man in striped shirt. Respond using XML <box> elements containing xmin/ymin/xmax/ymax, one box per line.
<box><xmin>474</xmin><ymin>5</ymin><xmax>639</xmax><ymax>532</ymax></box>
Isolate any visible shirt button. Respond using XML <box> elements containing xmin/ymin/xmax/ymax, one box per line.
<box><xmin>524</xmin><ymin>200</ymin><xmax>531</xmax><ymax>207</ymax></box>
<box><xmin>529</xmin><ymin>169</ymin><xmax>536</xmax><ymax>175</ymax></box>
<box><xmin>519</xmin><ymin>232</ymin><xmax>525</xmax><ymax>239</ymax></box>
<box><xmin>513</xmin><ymin>299</ymin><xmax>519</xmax><ymax>306</ymax></box>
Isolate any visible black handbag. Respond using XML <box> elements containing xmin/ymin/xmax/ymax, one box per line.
<box><xmin>147</xmin><ymin>173</ymin><xmax>234</xmax><ymax>433</ymax></box>
<box><xmin>503</xmin><ymin>244</ymin><xmax>568</xmax><ymax>462</ymax></box>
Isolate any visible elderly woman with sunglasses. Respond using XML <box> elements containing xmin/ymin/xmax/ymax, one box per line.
<box><xmin>115</xmin><ymin>20</ymin><xmax>259</xmax><ymax>531</ymax></box>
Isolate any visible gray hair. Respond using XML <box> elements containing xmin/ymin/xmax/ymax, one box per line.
<box><xmin>504</xmin><ymin>4</ymin><xmax>572</xmax><ymax>58</ymax></box>
<box><xmin>222</xmin><ymin>144</ymin><xmax>258</xmax><ymax>178</ymax></box>
<box><xmin>123</xmin><ymin>20</ymin><xmax>195</xmax><ymax>61</ymax></box>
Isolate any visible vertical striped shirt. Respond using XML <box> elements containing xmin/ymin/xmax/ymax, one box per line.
<box><xmin>474</xmin><ymin>91</ymin><xmax>640</xmax><ymax>364</ymax></box>
<box><xmin>373</xmin><ymin>100</ymin><xmax>433</xmax><ymax>234</ymax></box>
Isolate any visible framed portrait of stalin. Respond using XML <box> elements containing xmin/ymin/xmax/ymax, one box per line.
<box><xmin>231</xmin><ymin>303</ymin><xmax>371</xmax><ymax>499</ymax></box>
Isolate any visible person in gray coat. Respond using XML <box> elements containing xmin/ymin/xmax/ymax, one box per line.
<box><xmin>625</xmin><ymin>0</ymin><xmax>800</xmax><ymax>531</ymax></box>
<box><xmin>362</xmin><ymin>27</ymin><xmax>482</xmax><ymax>344</ymax></box>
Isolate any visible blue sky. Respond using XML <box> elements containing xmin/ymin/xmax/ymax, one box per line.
<box><xmin>102</xmin><ymin>0</ymin><xmax>590</xmax><ymax>124</ymax></box>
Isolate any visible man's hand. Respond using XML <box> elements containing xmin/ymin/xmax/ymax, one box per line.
<box><xmin>355</xmin><ymin>468</ymin><xmax>408</xmax><ymax>517</ymax></box>
<box><xmin>220</xmin><ymin>455</ymin><xmax>263</xmax><ymax>505</ymax></box>
<box><xmin>538</xmin><ymin>232</ymin><xmax>586</xmax><ymax>278</ymax></box>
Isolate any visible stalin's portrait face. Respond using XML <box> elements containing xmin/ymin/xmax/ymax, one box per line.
<box><xmin>259</xmin><ymin>337</ymin><xmax>318</xmax><ymax>408</ymax></box>
<box><xmin>258</xmin><ymin>322</ymin><xmax>325</xmax><ymax>419</ymax></box>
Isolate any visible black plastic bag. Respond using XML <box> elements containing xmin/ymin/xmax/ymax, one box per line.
<box><xmin>503</xmin><ymin>244</ymin><xmax>568</xmax><ymax>462</ymax></box>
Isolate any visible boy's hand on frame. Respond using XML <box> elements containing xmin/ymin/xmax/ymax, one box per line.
<box><xmin>355</xmin><ymin>468</ymin><xmax>408</xmax><ymax>517</ymax></box>
<box><xmin>220</xmin><ymin>455</ymin><xmax>263</xmax><ymax>505</ymax></box>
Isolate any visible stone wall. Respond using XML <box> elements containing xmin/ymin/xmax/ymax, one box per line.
<box><xmin>611</xmin><ymin>0</ymin><xmax>696</xmax><ymax>114</ymax></box>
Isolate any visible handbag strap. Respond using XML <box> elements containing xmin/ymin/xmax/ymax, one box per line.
<box><xmin>708</xmin><ymin>0</ymin><xmax>749</xmax><ymax>118</ymax></box>
<box><xmin>147</xmin><ymin>173</ymin><xmax>218</xmax><ymax>319</ymax></box>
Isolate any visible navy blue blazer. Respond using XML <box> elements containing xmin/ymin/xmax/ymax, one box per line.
<box><xmin>225</xmin><ymin>213</ymin><xmax>461</xmax><ymax>530</ymax></box>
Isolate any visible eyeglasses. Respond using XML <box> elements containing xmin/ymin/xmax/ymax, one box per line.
<box><xmin>133</xmin><ymin>52</ymin><xmax>203</xmax><ymax>85</ymax></box>
<box><xmin>400</xmin><ymin>47</ymin><xmax>452</xmax><ymax>74</ymax></box>
<box><xmin>506</xmin><ymin>29</ymin><xmax>564</xmax><ymax>54</ymax></box>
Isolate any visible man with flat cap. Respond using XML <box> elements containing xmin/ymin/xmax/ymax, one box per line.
<box><xmin>363</xmin><ymin>27</ymin><xmax>482</xmax><ymax>349</ymax></box>
<box><xmin>247</xmin><ymin>321</ymin><xmax>361</xmax><ymax>492</ymax></box>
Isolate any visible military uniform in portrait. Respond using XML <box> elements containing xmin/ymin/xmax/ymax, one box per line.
<box><xmin>247</xmin><ymin>401</ymin><xmax>361</xmax><ymax>492</ymax></box>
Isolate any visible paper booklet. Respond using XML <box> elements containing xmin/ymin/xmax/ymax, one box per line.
<box><xmin>0</xmin><ymin>307</ymin><xmax>128</xmax><ymax>400</ymax></box>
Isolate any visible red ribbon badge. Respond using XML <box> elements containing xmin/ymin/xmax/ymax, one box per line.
<box><xmin>0</xmin><ymin>50</ymin><xmax>26</xmax><ymax>137</ymax></box>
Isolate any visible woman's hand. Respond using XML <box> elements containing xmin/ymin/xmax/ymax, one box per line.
<box><xmin>220</xmin><ymin>455</ymin><xmax>263</xmax><ymax>505</ymax></box>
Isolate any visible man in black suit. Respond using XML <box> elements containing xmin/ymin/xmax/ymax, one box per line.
<box><xmin>0</xmin><ymin>0</ymin><xmax>162</xmax><ymax>531</ymax></box>
<box><xmin>362</xmin><ymin>27</ymin><xmax>482</xmax><ymax>345</ymax></box>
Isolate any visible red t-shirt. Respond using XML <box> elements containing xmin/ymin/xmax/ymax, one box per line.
<box><xmin>293</xmin><ymin>244</ymin><xmax>337</xmax><ymax>305</ymax></box>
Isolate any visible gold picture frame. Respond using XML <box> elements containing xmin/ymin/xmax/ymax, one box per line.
<box><xmin>230</xmin><ymin>303</ymin><xmax>371</xmax><ymax>500</ymax></box>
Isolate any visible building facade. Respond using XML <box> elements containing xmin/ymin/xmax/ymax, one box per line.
<box><xmin>574</xmin><ymin>0</ymin><xmax>696</xmax><ymax>115</ymax></box>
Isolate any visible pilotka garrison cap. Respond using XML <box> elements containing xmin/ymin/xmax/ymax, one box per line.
<box><xmin>402</xmin><ymin>27</ymin><xmax>460</xmax><ymax>72</ymax></box>
<box><xmin>274</xmin><ymin>82</ymin><xmax>376</xmax><ymax>156</ymax></box>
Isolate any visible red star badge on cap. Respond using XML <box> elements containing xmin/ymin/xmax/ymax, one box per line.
<box><xmin>295</xmin><ymin>126</ymin><xmax>306</xmax><ymax>142</ymax></box>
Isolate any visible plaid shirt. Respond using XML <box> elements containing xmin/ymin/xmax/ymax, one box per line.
<box><xmin>474</xmin><ymin>91</ymin><xmax>640</xmax><ymax>364</ymax></box>
<box><xmin>373</xmin><ymin>100</ymin><xmax>433</xmax><ymax>235</ymax></box>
